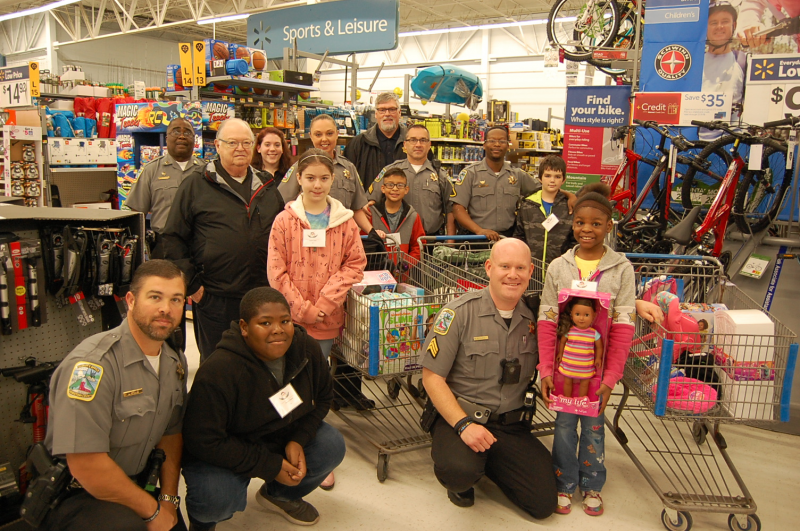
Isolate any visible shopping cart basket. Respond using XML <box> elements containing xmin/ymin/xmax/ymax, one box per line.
<box><xmin>609</xmin><ymin>253</ymin><xmax>798</xmax><ymax>531</ymax></box>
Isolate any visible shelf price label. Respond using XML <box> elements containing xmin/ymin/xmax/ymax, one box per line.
<box><xmin>0</xmin><ymin>65</ymin><xmax>34</xmax><ymax>108</ymax></box>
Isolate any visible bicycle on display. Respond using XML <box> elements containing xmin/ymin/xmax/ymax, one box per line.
<box><xmin>608</xmin><ymin>120</ymin><xmax>732</xmax><ymax>254</ymax></box>
<box><xmin>547</xmin><ymin>0</ymin><xmax>643</xmax><ymax>69</ymax></box>
<box><xmin>679</xmin><ymin>119</ymin><xmax>792</xmax><ymax>235</ymax></box>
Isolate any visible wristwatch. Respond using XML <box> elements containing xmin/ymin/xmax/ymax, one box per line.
<box><xmin>157</xmin><ymin>494</ymin><xmax>181</xmax><ymax>508</ymax></box>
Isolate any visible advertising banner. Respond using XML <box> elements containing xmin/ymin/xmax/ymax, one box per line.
<box><xmin>565</xmin><ymin>86</ymin><xmax>631</xmax><ymax>127</ymax></box>
<box><xmin>633</xmin><ymin>91</ymin><xmax>732</xmax><ymax>124</ymax></box>
<box><xmin>742</xmin><ymin>54</ymin><xmax>800</xmax><ymax>124</ymax></box>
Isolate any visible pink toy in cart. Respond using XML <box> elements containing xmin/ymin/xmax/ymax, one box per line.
<box><xmin>652</xmin><ymin>376</ymin><xmax>718</xmax><ymax>414</ymax></box>
<box><xmin>548</xmin><ymin>289</ymin><xmax>612</xmax><ymax>417</ymax></box>
<box><xmin>631</xmin><ymin>291</ymin><xmax>701</xmax><ymax>362</ymax></box>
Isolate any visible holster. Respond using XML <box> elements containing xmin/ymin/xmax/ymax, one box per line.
<box><xmin>419</xmin><ymin>399</ymin><xmax>438</xmax><ymax>433</ymax></box>
<box><xmin>19</xmin><ymin>443</ymin><xmax>72</xmax><ymax>528</ymax></box>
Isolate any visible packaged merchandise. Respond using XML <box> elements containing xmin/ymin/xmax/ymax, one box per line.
<box><xmin>714</xmin><ymin>309</ymin><xmax>775</xmax><ymax>363</ymax></box>
<box><xmin>352</xmin><ymin>270</ymin><xmax>397</xmax><ymax>295</ymax></box>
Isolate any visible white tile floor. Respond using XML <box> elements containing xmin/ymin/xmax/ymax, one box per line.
<box><xmin>180</xmin><ymin>328</ymin><xmax>797</xmax><ymax>531</ymax></box>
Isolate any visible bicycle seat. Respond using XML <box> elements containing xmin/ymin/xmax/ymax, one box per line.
<box><xmin>664</xmin><ymin>206</ymin><xmax>702</xmax><ymax>245</ymax></box>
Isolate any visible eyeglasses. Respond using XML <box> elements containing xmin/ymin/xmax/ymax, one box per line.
<box><xmin>168</xmin><ymin>129</ymin><xmax>194</xmax><ymax>138</ymax></box>
<box><xmin>485</xmin><ymin>139</ymin><xmax>508</xmax><ymax>146</ymax></box>
<box><xmin>218</xmin><ymin>139</ymin><xmax>254</xmax><ymax>149</ymax></box>
<box><xmin>383</xmin><ymin>183</ymin><xmax>407</xmax><ymax>190</ymax></box>
<box><xmin>405</xmin><ymin>138</ymin><xmax>430</xmax><ymax>144</ymax></box>
<box><xmin>376</xmin><ymin>107</ymin><xmax>399</xmax><ymax>114</ymax></box>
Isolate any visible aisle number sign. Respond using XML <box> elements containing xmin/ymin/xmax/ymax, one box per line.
<box><xmin>633</xmin><ymin>92</ymin><xmax>731</xmax><ymax>125</ymax></box>
<box><xmin>178</xmin><ymin>43</ymin><xmax>194</xmax><ymax>87</ymax></box>
<box><xmin>193</xmin><ymin>41</ymin><xmax>207</xmax><ymax>87</ymax></box>
<box><xmin>0</xmin><ymin>62</ymin><xmax>40</xmax><ymax>108</ymax></box>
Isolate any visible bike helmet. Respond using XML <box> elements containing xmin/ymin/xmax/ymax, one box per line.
<box><xmin>707</xmin><ymin>1</ymin><xmax>738</xmax><ymax>50</ymax></box>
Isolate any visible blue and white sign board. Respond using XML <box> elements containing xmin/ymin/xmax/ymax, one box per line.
<box><xmin>248</xmin><ymin>0</ymin><xmax>399</xmax><ymax>59</ymax></box>
<box><xmin>565</xmin><ymin>86</ymin><xmax>631</xmax><ymax>127</ymax></box>
<box><xmin>645</xmin><ymin>0</ymin><xmax>701</xmax><ymax>24</ymax></box>
<box><xmin>742</xmin><ymin>54</ymin><xmax>800</xmax><ymax>125</ymax></box>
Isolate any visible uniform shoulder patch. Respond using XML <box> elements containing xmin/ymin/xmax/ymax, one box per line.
<box><xmin>427</xmin><ymin>337</ymin><xmax>439</xmax><ymax>358</ymax></box>
<box><xmin>282</xmin><ymin>165</ymin><xmax>295</xmax><ymax>183</ymax></box>
<box><xmin>433</xmin><ymin>308</ymin><xmax>456</xmax><ymax>335</ymax></box>
<box><xmin>66</xmin><ymin>361</ymin><xmax>104</xmax><ymax>402</ymax></box>
<box><xmin>374</xmin><ymin>167</ymin><xmax>387</xmax><ymax>183</ymax></box>
<box><xmin>453</xmin><ymin>169</ymin><xmax>468</xmax><ymax>185</ymax></box>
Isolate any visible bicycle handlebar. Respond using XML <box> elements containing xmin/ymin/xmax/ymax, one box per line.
<box><xmin>764</xmin><ymin>115</ymin><xmax>800</xmax><ymax>128</ymax></box>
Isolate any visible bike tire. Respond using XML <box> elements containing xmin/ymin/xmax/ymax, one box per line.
<box><xmin>547</xmin><ymin>0</ymin><xmax>621</xmax><ymax>62</ymax></box>
<box><xmin>652</xmin><ymin>140</ymin><xmax>732</xmax><ymax>213</ymax></box>
<box><xmin>680</xmin><ymin>135</ymin><xmax>738</xmax><ymax>209</ymax></box>
<box><xmin>733</xmin><ymin>145</ymin><xmax>792</xmax><ymax>234</ymax></box>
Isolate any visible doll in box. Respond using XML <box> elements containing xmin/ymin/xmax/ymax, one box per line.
<box><xmin>556</xmin><ymin>297</ymin><xmax>604</xmax><ymax>398</ymax></box>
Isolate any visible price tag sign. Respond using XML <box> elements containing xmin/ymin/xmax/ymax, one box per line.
<box><xmin>0</xmin><ymin>65</ymin><xmax>33</xmax><ymax>108</ymax></box>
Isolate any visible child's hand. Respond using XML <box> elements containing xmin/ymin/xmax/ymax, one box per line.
<box><xmin>540</xmin><ymin>376</ymin><xmax>554</xmax><ymax>405</ymax></box>
<box><xmin>635</xmin><ymin>300</ymin><xmax>664</xmax><ymax>325</ymax></box>
<box><xmin>376</xmin><ymin>229</ymin><xmax>387</xmax><ymax>240</ymax></box>
<box><xmin>595</xmin><ymin>357</ymin><xmax>602</xmax><ymax>371</ymax></box>
<box><xmin>316</xmin><ymin>311</ymin><xmax>325</xmax><ymax>323</ymax></box>
<box><xmin>596</xmin><ymin>384</ymin><xmax>612</xmax><ymax>415</ymax></box>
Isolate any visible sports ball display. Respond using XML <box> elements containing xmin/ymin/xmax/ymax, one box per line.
<box><xmin>235</xmin><ymin>47</ymin><xmax>250</xmax><ymax>62</ymax></box>
<box><xmin>213</xmin><ymin>42</ymin><xmax>230</xmax><ymax>60</ymax></box>
<box><xmin>175</xmin><ymin>69</ymin><xmax>183</xmax><ymax>86</ymax></box>
<box><xmin>299</xmin><ymin>91</ymin><xmax>310</xmax><ymax>100</ymax></box>
<box><xmin>252</xmin><ymin>51</ymin><xmax>267</xmax><ymax>71</ymax></box>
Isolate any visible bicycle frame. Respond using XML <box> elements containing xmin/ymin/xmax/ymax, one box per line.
<box><xmin>691</xmin><ymin>154</ymin><xmax>745</xmax><ymax>256</ymax></box>
<box><xmin>605</xmin><ymin>148</ymin><xmax>640</xmax><ymax>217</ymax></box>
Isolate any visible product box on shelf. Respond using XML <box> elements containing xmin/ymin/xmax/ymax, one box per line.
<box><xmin>201</xmin><ymin>101</ymin><xmax>235</xmax><ymax>131</ymax></box>
<box><xmin>166</xmin><ymin>65</ymin><xmax>183</xmax><ymax>92</ymax></box>
<box><xmin>204</xmin><ymin>39</ymin><xmax>231</xmax><ymax>61</ymax></box>
<box><xmin>268</xmin><ymin>70</ymin><xmax>313</xmax><ymax>86</ymax></box>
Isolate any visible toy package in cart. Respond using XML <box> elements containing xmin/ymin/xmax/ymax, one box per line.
<box><xmin>547</xmin><ymin>288</ymin><xmax>613</xmax><ymax>417</ymax></box>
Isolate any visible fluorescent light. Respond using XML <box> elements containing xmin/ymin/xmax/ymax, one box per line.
<box><xmin>0</xmin><ymin>0</ymin><xmax>81</xmax><ymax>23</ymax></box>
<box><xmin>399</xmin><ymin>17</ymin><xmax>576</xmax><ymax>38</ymax></box>
<box><xmin>197</xmin><ymin>14</ymin><xmax>250</xmax><ymax>25</ymax></box>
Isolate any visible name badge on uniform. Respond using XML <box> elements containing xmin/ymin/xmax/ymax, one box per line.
<box><xmin>303</xmin><ymin>229</ymin><xmax>326</xmax><ymax>247</ymax></box>
<box><xmin>385</xmin><ymin>233</ymin><xmax>402</xmax><ymax>247</ymax></box>
<box><xmin>269</xmin><ymin>383</ymin><xmax>303</xmax><ymax>418</ymax></box>
<box><xmin>158</xmin><ymin>172</ymin><xmax>170</xmax><ymax>180</ymax></box>
<box><xmin>477</xmin><ymin>180</ymin><xmax>488</xmax><ymax>188</ymax></box>
<box><xmin>541</xmin><ymin>213</ymin><xmax>559</xmax><ymax>232</ymax></box>
<box><xmin>572</xmin><ymin>280</ymin><xmax>598</xmax><ymax>292</ymax></box>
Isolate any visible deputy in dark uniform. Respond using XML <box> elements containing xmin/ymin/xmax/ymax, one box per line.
<box><xmin>368</xmin><ymin>123</ymin><xmax>456</xmax><ymax>236</ymax></box>
<box><xmin>450</xmin><ymin>126</ymin><xmax>540</xmax><ymax>240</ymax></box>
<box><xmin>278</xmin><ymin>114</ymin><xmax>378</xmax><ymax>236</ymax></box>
<box><xmin>420</xmin><ymin>238</ymin><xmax>557</xmax><ymax>519</ymax></box>
<box><xmin>124</xmin><ymin>118</ymin><xmax>203</xmax><ymax>258</ymax></box>
<box><xmin>43</xmin><ymin>260</ymin><xmax>188</xmax><ymax>531</ymax></box>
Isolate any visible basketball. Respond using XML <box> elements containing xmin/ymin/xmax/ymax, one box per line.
<box><xmin>271</xmin><ymin>90</ymin><xmax>282</xmax><ymax>98</ymax></box>
<box><xmin>252</xmin><ymin>51</ymin><xmax>266</xmax><ymax>70</ymax></box>
<box><xmin>175</xmin><ymin>69</ymin><xmax>183</xmax><ymax>86</ymax></box>
<box><xmin>213</xmin><ymin>42</ymin><xmax>230</xmax><ymax>60</ymax></box>
<box><xmin>299</xmin><ymin>91</ymin><xmax>310</xmax><ymax>99</ymax></box>
<box><xmin>235</xmin><ymin>46</ymin><xmax>250</xmax><ymax>62</ymax></box>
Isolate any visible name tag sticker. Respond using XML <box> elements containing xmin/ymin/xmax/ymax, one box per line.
<box><xmin>385</xmin><ymin>233</ymin><xmax>402</xmax><ymax>247</ymax></box>
<box><xmin>303</xmin><ymin>229</ymin><xmax>326</xmax><ymax>247</ymax></box>
<box><xmin>571</xmin><ymin>280</ymin><xmax>598</xmax><ymax>292</ymax></box>
<box><xmin>269</xmin><ymin>383</ymin><xmax>303</xmax><ymax>418</ymax></box>
<box><xmin>541</xmin><ymin>213</ymin><xmax>559</xmax><ymax>232</ymax></box>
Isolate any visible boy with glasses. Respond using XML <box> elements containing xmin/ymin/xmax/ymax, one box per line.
<box><xmin>367</xmin><ymin>168</ymin><xmax>425</xmax><ymax>261</ymax></box>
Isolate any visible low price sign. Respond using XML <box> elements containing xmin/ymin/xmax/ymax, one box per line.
<box><xmin>742</xmin><ymin>54</ymin><xmax>800</xmax><ymax>126</ymax></box>
<box><xmin>0</xmin><ymin>62</ymin><xmax>40</xmax><ymax>108</ymax></box>
<box><xmin>633</xmin><ymin>91</ymin><xmax>731</xmax><ymax>125</ymax></box>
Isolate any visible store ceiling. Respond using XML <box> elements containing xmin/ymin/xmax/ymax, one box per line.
<box><xmin>1</xmin><ymin>0</ymin><xmax>554</xmax><ymax>46</ymax></box>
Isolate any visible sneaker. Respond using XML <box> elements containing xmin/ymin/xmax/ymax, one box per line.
<box><xmin>256</xmin><ymin>487</ymin><xmax>320</xmax><ymax>526</ymax></box>
<box><xmin>447</xmin><ymin>488</ymin><xmax>474</xmax><ymax>508</ymax></box>
<box><xmin>581</xmin><ymin>490</ymin><xmax>604</xmax><ymax>516</ymax></box>
<box><xmin>555</xmin><ymin>492</ymin><xmax>572</xmax><ymax>515</ymax></box>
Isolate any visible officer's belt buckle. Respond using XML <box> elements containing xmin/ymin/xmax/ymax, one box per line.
<box><xmin>67</xmin><ymin>477</ymin><xmax>83</xmax><ymax>491</ymax></box>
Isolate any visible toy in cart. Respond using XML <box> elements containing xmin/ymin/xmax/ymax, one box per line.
<box><xmin>547</xmin><ymin>289</ymin><xmax>612</xmax><ymax>417</ymax></box>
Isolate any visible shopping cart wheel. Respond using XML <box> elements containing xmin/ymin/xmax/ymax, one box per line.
<box><xmin>377</xmin><ymin>453</ymin><xmax>390</xmax><ymax>482</ymax></box>
<box><xmin>692</xmin><ymin>422</ymin><xmax>707</xmax><ymax>445</ymax></box>
<box><xmin>387</xmin><ymin>377</ymin><xmax>402</xmax><ymax>400</ymax></box>
<box><xmin>661</xmin><ymin>509</ymin><xmax>693</xmax><ymax>531</ymax></box>
<box><xmin>727</xmin><ymin>514</ymin><xmax>761</xmax><ymax>531</ymax></box>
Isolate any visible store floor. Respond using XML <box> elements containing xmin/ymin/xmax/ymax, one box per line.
<box><xmin>181</xmin><ymin>327</ymin><xmax>797</xmax><ymax>531</ymax></box>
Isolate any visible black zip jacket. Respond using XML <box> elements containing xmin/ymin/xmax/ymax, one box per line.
<box><xmin>161</xmin><ymin>160</ymin><xmax>284</xmax><ymax>298</ymax></box>
<box><xmin>344</xmin><ymin>123</ymin><xmax>408</xmax><ymax>190</ymax></box>
<box><xmin>182</xmin><ymin>323</ymin><xmax>333</xmax><ymax>482</ymax></box>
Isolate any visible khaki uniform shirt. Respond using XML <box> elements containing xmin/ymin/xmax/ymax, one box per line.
<box><xmin>450</xmin><ymin>160</ymin><xmax>540</xmax><ymax>233</ymax></box>
<box><xmin>45</xmin><ymin>320</ymin><xmax>187</xmax><ymax>477</ymax></box>
<box><xmin>368</xmin><ymin>159</ymin><xmax>453</xmax><ymax>235</ymax></box>
<box><xmin>278</xmin><ymin>153</ymin><xmax>368</xmax><ymax>210</ymax></box>
<box><xmin>124</xmin><ymin>155</ymin><xmax>203</xmax><ymax>234</ymax></box>
<box><xmin>420</xmin><ymin>289</ymin><xmax>538</xmax><ymax>415</ymax></box>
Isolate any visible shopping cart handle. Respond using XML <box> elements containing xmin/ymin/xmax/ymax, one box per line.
<box><xmin>418</xmin><ymin>235</ymin><xmax>489</xmax><ymax>242</ymax></box>
<box><xmin>624</xmin><ymin>253</ymin><xmax>706</xmax><ymax>260</ymax></box>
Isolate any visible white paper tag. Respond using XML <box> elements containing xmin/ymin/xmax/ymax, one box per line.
<box><xmin>787</xmin><ymin>141</ymin><xmax>796</xmax><ymax>170</ymax></box>
<box><xmin>385</xmin><ymin>233</ymin><xmax>402</xmax><ymax>247</ymax></box>
<box><xmin>571</xmin><ymin>280</ymin><xmax>598</xmax><ymax>292</ymax></box>
<box><xmin>748</xmin><ymin>143</ymin><xmax>764</xmax><ymax>171</ymax></box>
<box><xmin>541</xmin><ymin>213</ymin><xmax>559</xmax><ymax>232</ymax></box>
<box><xmin>269</xmin><ymin>383</ymin><xmax>303</xmax><ymax>418</ymax></box>
<box><xmin>303</xmin><ymin>229</ymin><xmax>326</xmax><ymax>247</ymax></box>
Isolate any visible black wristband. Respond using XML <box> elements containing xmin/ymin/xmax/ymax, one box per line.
<box><xmin>457</xmin><ymin>420</ymin><xmax>474</xmax><ymax>436</ymax></box>
<box><xmin>453</xmin><ymin>415</ymin><xmax>473</xmax><ymax>435</ymax></box>
<box><xmin>143</xmin><ymin>501</ymin><xmax>160</xmax><ymax>523</ymax></box>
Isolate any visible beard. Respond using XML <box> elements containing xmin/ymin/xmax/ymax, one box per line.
<box><xmin>379</xmin><ymin>118</ymin><xmax>397</xmax><ymax>134</ymax></box>
<box><xmin>131</xmin><ymin>307</ymin><xmax>178</xmax><ymax>342</ymax></box>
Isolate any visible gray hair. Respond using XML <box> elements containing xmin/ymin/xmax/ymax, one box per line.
<box><xmin>375</xmin><ymin>92</ymin><xmax>400</xmax><ymax>107</ymax></box>
<box><xmin>216</xmin><ymin>118</ymin><xmax>255</xmax><ymax>141</ymax></box>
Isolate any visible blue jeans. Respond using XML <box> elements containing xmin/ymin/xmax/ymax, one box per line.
<box><xmin>552</xmin><ymin>411</ymin><xmax>606</xmax><ymax>494</ymax></box>
<box><xmin>182</xmin><ymin>422</ymin><xmax>346</xmax><ymax>525</ymax></box>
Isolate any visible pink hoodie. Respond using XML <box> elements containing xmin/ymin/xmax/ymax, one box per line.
<box><xmin>268</xmin><ymin>195</ymin><xmax>366</xmax><ymax>340</ymax></box>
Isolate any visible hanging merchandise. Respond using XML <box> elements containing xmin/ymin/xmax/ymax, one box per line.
<box><xmin>410</xmin><ymin>64</ymin><xmax>483</xmax><ymax>109</ymax></box>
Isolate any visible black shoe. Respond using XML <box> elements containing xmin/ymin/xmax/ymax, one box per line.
<box><xmin>189</xmin><ymin>522</ymin><xmax>216</xmax><ymax>531</ymax></box>
<box><xmin>335</xmin><ymin>395</ymin><xmax>375</xmax><ymax>411</ymax></box>
<box><xmin>447</xmin><ymin>488</ymin><xmax>475</xmax><ymax>508</ymax></box>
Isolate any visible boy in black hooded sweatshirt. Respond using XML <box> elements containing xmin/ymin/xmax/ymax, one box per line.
<box><xmin>181</xmin><ymin>287</ymin><xmax>345</xmax><ymax>530</ymax></box>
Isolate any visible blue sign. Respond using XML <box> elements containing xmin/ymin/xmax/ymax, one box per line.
<box><xmin>565</xmin><ymin>86</ymin><xmax>631</xmax><ymax>127</ymax></box>
<box><xmin>647</xmin><ymin>0</ymin><xmax>700</xmax><ymax>8</ymax></box>
<box><xmin>247</xmin><ymin>0</ymin><xmax>399</xmax><ymax>59</ymax></box>
<box><xmin>748</xmin><ymin>55</ymin><xmax>800</xmax><ymax>84</ymax></box>
<box><xmin>646</xmin><ymin>7</ymin><xmax>700</xmax><ymax>24</ymax></box>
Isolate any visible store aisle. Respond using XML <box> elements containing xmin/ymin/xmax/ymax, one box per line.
<box><xmin>181</xmin><ymin>325</ymin><xmax>796</xmax><ymax>531</ymax></box>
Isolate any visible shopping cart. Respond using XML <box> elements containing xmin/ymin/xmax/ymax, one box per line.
<box><xmin>333</xmin><ymin>246</ymin><xmax>486</xmax><ymax>481</ymax></box>
<box><xmin>610</xmin><ymin>253</ymin><xmax>798</xmax><ymax>531</ymax></box>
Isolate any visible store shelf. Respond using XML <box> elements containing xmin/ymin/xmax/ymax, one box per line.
<box><xmin>164</xmin><ymin>91</ymin><xmax>192</xmax><ymax>99</ymax></box>
<box><xmin>206</xmin><ymin>76</ymin><xmax>318</xmax><ymax>94</ymax></box>
<box><xmin>430</xmin><ymin>138</ymin><xmax>483</xmax><ymax>144</ymax></box>
<box><xmin>294</xmin><ymin>132</ymin><xmax>354</xmax><ymax>140</ymax></box>
<box><xmin>39</xmin><ymin>92</ymin><xmax>76</xmax><ymax>100</ymax></box>
<box><xmin>50</xmin><ymin>167</ymin><xmax>117</xmax><ymax>173</ymax></box>
<box><xmin>510</xmin><ymin>147</ymin><xmax>563</xmax><ymax>153</ymax></box>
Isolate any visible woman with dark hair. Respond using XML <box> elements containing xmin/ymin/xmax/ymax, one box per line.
<box><xmin>253</xmin><ymin>127</ymin><xmax>293</xmax><ymax>181</ymax></box>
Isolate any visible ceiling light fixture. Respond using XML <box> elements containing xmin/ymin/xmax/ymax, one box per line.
<box><xmin>0</xmin><ymin>0</ymin><xmax>81</xmax><ymax>23</ymax></box>
<box><xmin>197</xmin><ymin>14</ymin><xmax>251</xmax><ymax>25</ymax></box>
<box><xmin>398</xmin><ymin>17</ymin><xmax>577</xmax><ymax>38</ymax></box>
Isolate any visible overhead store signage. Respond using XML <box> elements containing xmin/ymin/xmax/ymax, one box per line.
<box><xmin>742</xmin><ymin>54</ymin><xmax>800</xmax><ymax>126</ymax></box>
<box><xmin>633</xmin><ymin>91</ymin><xmax>731</xmax><ymax>125</ymax></box>
<box><xmin>247</xmin><ymin>0</ymin><xmax>399</xmax><ymax>58</ymax></box>
<box><xmin>564</xmin><ymin>86</ymin><xmax>630</xmax><ymax>127</ymax></box>
<box><xmin>645</xmin><ymin>0</ymin><xmax>701</xmax><ymax>24</ymax></box>
<box><xmin>0</xmin><ymin>62</ymin><xmax>40</xmax><ymax>108</ymax></box>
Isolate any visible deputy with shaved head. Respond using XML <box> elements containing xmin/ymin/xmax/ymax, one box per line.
<box><xmin>420</xmin><ymin>238</ymin><xmax>557</xmax><ymax>518</ymax></box>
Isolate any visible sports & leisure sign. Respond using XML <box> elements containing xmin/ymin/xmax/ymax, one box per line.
<box><xmin>247</xmin><ymin>0</ymin><xmax>399</xmax><ymax>59</ymax></box>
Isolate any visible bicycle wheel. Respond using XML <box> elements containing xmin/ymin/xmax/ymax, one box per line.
<box><xmin>654</xmin><ymin>140</ymin><xmax>732</xmax><ymax>214</ymax></box>
<box><xmin>547</xmin><ymin>0</ymin><xmax>621</xmax><ymax>62</ymax></box>
<box><xmin>586</xmin><ymin>5</ymin><xmax>642</xmax><ymax>77</ymax></box>
<box><xmin>733</xmin><ymin>145</ymin><xmax>791</xmax><ymax>233</ymax></box>
<box><xmin>680</xmin><ymin>135</ymin><xmax>738</xmax><ymax>210</ymax></box>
